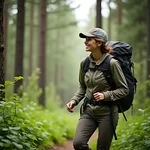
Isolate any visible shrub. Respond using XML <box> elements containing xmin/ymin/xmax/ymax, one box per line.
<box><xmin>111</xmin><ymin>109</ymin><xmax>150</xmax><ymax>150</ymax></box>
<box><xmin>0</xmin><ymin>78</ymin><xmax>77</xmax><ymax>150</ymax></box>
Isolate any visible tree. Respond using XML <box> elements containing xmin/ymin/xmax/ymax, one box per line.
<box><xmin>29</xmin><ymin>0</ymin><xmax>34</xmax><ymax>76</ymax></box>
<box><xmin>108</xmin><ymin>0</ymin><xmax>112</xmax><ymax>40</ymax></box>
<box><xmin>44</xmin><ymin>0</ymin><xmax>79</xmax><ymax>106</ymax></box>
<box><xmin>117</xmin><ymin>0</ymin><xmax>147</xmax><ymax>106</ymax></box>
<box><xmin>0</xmin><ymin>0</ymin><xmax>5</xmax><ymax>100</ymax></box>
<box><xmin>38</xmin><ymin>0</ymin><xmax>47</xmax><ymax>107</ymax></box>
<box><xmin>14</xmin><ymin>0</ymin><xmax>25</xmax><ymax>93</ymax></box>
<box><xmin>117</xmin><ymin>0</ymin><xmax>122</xmax><ymax>25</ymax></box>
<box><xmin>96</xmin><ymin>0</ymin><xmax>102</xmax><ymax>27</ymax></box>
<box><xmin>3</xmin><ymin>0</ymin><xmax>8</xmax><ymax>79</ymax></box>
<box><xmin>4</xmin><ymin>0</ymin><xmax>81</xmax><ymax>107</ymax></box>
<box><xmin>147</xmin><ymin>0</ymin><xmax>150</xmax><ymax>97</ymax></box>
<box><xmin>118</xmin><ymin>0</ymin><xmax>147</xmax><ymax>79</ymax></box>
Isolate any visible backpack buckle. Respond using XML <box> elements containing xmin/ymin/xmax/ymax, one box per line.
<box><xmin>92</xmin><ymin>100</ymin><xmax>98</xmax><ymax>106</ymax></box>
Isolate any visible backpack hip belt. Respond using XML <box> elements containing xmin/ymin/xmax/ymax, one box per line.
<box><xmin>83</xmin><ymin>97</ymin><xmax>117</xmax><ymax>107</ymax></box>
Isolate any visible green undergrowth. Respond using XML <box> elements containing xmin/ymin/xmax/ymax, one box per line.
<box><xmin>0</xmin><ymin>99</ymin><xmax>78</xmax><ymax>150</ymax></box>
<box><xmin>111</xmin><ymin>109</ymin><xmax>150</xmax><ymax>150</ymax></box>
<box><xmin>0</xmin><ymin>79</ymin><xmax>79</xmax><ymax>150</ymax></box>
<box><xmin>90</xmin><ymin>109</ymin><xmax>150</xmax><ymax>150</ymax></box>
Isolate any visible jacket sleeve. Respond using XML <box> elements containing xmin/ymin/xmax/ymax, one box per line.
<box><xmin>71</xmin><ymin>59</ymin><xmax>86</xmax><ymax>105</ymax></box>
<box><xmin>103</xmin><ymin>59</ymin><xmax>129</xmax><ymax>101</ymax></box>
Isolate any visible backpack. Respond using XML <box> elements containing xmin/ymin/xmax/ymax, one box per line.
<box><xmin>83</xmin><ymin>41</ymin><xmax>137</xmax><ymax>117</ymax></box>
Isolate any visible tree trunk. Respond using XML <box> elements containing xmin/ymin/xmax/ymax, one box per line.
<box><xmin>0</xmin><ymin>0</ymin><xmax>5</xmax><ymax>100</ymax></box>
<box><xmin>14</xmin><ymin>0</ymin><xmax>25</xmax><ymax>93</ymax></box>
<box><xmin>96</xmin><ymin>0</ymin><xmax>102</xmax><ymax>28</ymax></box>
<box><xmin>59</xmin><ymin>32</ymin><xmax>65</xmax><ymax>106</ymax></box>
<box><xmin>54</xmin><ymin>29</ymin><xmax>60</xmax><ymax>88</ymax></box>
<box><xmin>54</xmin><ymin>29</ymin><xmax>62</xmax><ymax>105</ymax></box>
<box><xmin>38</xmin><ymin>0</ymin><xmax>47</xmax><ymax>107</ymax></box>
<box><xmin>29</xmin><ymin>0</ymin><xmax>34</xmax><ymax>76</ymax></box>
<box><xmin>108</xmin><ymin>0</ymin><xmax>111</xmax><ymax>40</ymax></box>
<box><xmin>3</xmin><ymin>0</ymin><xmax>8</xmax><ymax>79</ymax></box>
<box><xmin>147</xmin><ymin>0</ymin><xmax>150</xmax><ymax>97</ymax></box>
<box><xmin>117</xmin><ymin>0</ymin><xmax>122</xmax><ymax>25</ymax></box>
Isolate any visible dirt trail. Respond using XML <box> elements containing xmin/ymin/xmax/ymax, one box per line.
<box><xmin>49</xmin><ymin>132</ymin><xmax>98</xmax><ymax>150</ymax></box>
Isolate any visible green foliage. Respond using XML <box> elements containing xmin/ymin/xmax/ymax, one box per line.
<box><xmin>89</xmin><ymin>139</ymin><xmax>97</xmax><ymax>150</ymax></box>
<box><xmin>14</xmin><ymin>76</ymin><xmax>24</xmax><ymax>82</ymax></box>
<box><xmin>111</xmin><ymin>110</ymin><xmax>150</xmax><ymax>150</ymax></box>
<box><xmin>133</xmin><ymin>63</ymin><xmax>150</xmax><ymax>110</ymax></box>
<box><xmin>118</xmin><ymin>0</ymin><xmax>147</xmax><ymax>53</ymax></box>
<box><xmin>90</xmin><ymin>110</ymin><xmax>150</xmax><ymax>150</ymax></box>
<box><xmin>23</xmin><ymin>68</ymin><xmax>61</xmax><ymax>110</ymax></box>
<box><xmin>23</xmin><ymin>68</ymin><xmax>42</xmax><ymax>104</ymax></box>
<box><xmin>45</xmin><ymin>83</ymin><xmax>61</xmax><ymax>111</ymax></box>
<box><xmin>0</xmin><ymin>80</ymin><xmax>77</xmax><ymax>150</ymax></box>
<box><xmin>3</xmin><ymin>77</ymin><xmax>23</xmax><ymax>99</ymax></box>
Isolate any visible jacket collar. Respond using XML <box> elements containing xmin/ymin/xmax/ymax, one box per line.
<box><xmin>89</xmin><ymin>53</ymin><xmax>110</xmax><ymax>65</ymax></box>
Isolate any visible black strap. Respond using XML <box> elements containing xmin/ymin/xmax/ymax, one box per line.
<box><xmin>83</xmin><ymin>57</ymin><xmax>90</xmax><ymax>74</ymax></box>
<box><xmin>99</xmin><ymin>55</ymin><xmax>116</xmax><ymax>89</ymax></box>
<box><xmin>109</xmin><ymin>105</ymin><xmax>117</xmax><ymax>140</ymax></box>
<box><xmin>131</xmin><ymin>62</ymin><xmax>137</xmax><ymax>94</ymax></box>
<box><xmin>80</xmin><ymin>97</ymin><xmax>89</xmax><ymax>115</ymax></box>
<box><xmin>117</xmin><ymin>101</ymin><xmax>127</xmax><ymax>121</ymax></box>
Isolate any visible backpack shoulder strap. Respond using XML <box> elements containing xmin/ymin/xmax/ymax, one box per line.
<box><xmin>100</xmin><ymin>55</ymin><xmax>112</xmax><ymax>71</ymax></box>
<box><xmin>83</xmin><ymin>55</ymin><xmax>115</xmax><ymax>89</ymax></box>
<box><xmin>100</xmin><ymin>55</ymin><xmax>116</xmax><ymax>89</ymax></box>
<box><xmin>83</xmin><ymin>56</ymin><xmax>90</xmax><ymax>74</ymax></box>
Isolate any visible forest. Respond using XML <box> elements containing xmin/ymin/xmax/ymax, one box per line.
<box><xmin>0</xmin><ymin>0</ymin><xmax>150</xmax><ymax>150</ymax></box>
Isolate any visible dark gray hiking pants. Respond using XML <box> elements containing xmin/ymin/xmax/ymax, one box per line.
<box><xmin>73</xmin><ymin>112</ymin><xmax>118</xmax><ymax>150</ymax></box>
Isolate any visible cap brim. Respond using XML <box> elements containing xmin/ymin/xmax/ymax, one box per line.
<box><xmin>79</xmin><ymin>33</ymin><xmax>95</xmax><ymax>38</ymax></box>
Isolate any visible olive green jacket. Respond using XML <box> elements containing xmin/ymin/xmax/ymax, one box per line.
<box><xmin>71</xmin><ymin>53</ymin><xmax>129</xmax><ymax>115</ymax></box>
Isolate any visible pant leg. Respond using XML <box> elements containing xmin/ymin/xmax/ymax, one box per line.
<box><xmin>97</xmin><ymin>112</ymin><xmax>118</xmax><ymax>150</ymax></box>
<box><xmin>73</xmin><ymin>113</ymin><xmax>97</xmax><ymax>150</ymax></box>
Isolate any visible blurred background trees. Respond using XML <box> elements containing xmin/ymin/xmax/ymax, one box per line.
<box><xmin>14</xmin><ymin>0</ymin><xmax>25</xmax><ymax>93</ymax></box>
<box><xmin>1</xmin><ymin>0</ymin><xmax>150</xmax><ymax>111</ymax></box>
<box><xmin>0</xmin><ymin>0</ymin><xmax>5</xmax><ymax>100</ymax></box>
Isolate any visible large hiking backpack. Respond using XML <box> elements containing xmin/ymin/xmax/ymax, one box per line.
<box><xmin>83</xmin><ymin>41</ymin><xmax>137</xmax><ymax>115</ymax></box>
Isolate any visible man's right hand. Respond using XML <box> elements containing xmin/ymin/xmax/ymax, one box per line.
<box><xmin>66</xmin><ymin>100</ymin><xmax>76</xmax><ymax>113</ymax></box>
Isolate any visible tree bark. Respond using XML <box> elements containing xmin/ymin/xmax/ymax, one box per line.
<box><xmin>108</xmin><ymin>0</ymin><xmax>111</xmax><ymax>40</ymax></box>
<box><xmin>147</xmin><ymin>0</ymin><xmax>150</xmax><ymax>97</ymax></box>
<box><xmin>0</xmin><ymin>0</ymin><xmax>5</xmax><ymax>100</ymax></box>
<box><xmin>54</xmin><ymin>28</ymin><xmax>60</xmax><ymax>88</ymax></box>
<box><xmin>117</xmin><ymin>0</ymin><xmax>122</xmax><ymax>25</ymax></box>
<box><xmin>3</xmin><ymin>0</ymin><xmax>8</xmax><ymax>79</ymax></box>
<box><xmin>96</xmin><ymin>0</ymin><xmax>102</xmax><ymax>28</ymax></box>
<box><xmin>14</xmin><ymin>0</ymin><xmax>25</xmax><ymax>93</ymax></box>
<box><xmin>29</xmin><ymin>0</ymin><xmax>34</xmax><ymax>76</ymax></box>
<box><xmin>38</xmin><ymin>0</ymin><xmax>47</xmax><ymax>107</ymax></box>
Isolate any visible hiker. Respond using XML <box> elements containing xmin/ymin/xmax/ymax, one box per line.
<box><xmin>66</xmin><ymin>28</ymin><xmax>129</xmax><ymax>150</ymax></box>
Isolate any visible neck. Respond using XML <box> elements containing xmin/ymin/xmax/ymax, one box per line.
<box><xmin>91</xmin><ymin>50</ymin><xmax>103</xmax><ymax>61</ymax></box>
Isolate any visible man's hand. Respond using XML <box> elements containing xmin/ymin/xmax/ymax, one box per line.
<box><xmin>66</xmin><ymin>100</ymin><xmax>76</xmax><ymax>113</ymax></box>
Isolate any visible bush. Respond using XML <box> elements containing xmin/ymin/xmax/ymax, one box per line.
<box><xmin>89</xmin><ymin>110</ymin><xmax>150</xmax><ymax>150</ymax></box>
<box><xmin>111</xmin><ymin>109</ymin><xmax>150</xmax><ymax>150</ymax></box>
<box><xmin>0</xmin><ymin>79</ymin><xmax>77</xmax><ymax>150</ymax></box>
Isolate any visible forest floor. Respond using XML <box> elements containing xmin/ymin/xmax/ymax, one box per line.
<box><xmin>49</xmin><ymin>131</ymin><xmax>97</xmax><ymax>150</ymax></box>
